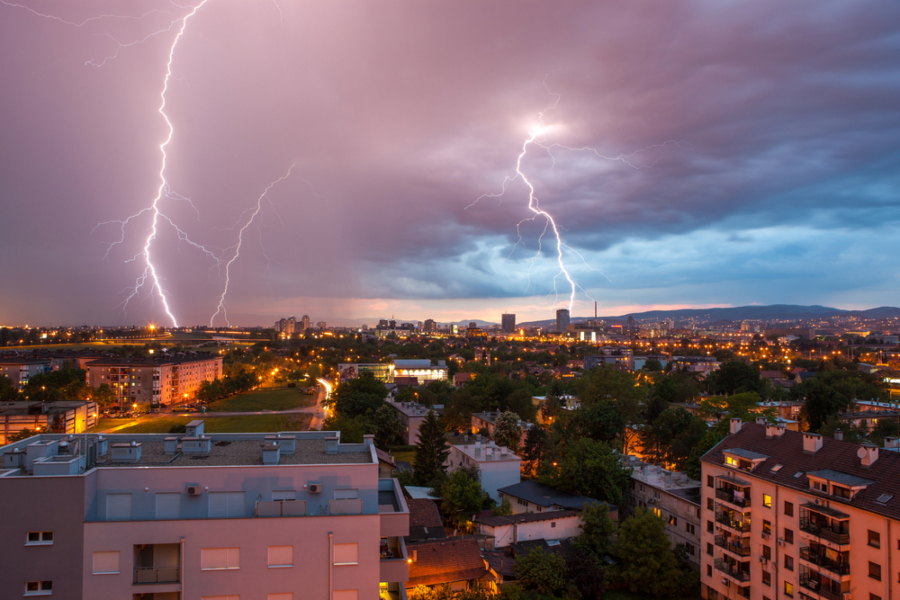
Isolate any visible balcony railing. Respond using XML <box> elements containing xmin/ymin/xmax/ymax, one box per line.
<box><xmin>715</xmin><ymin>512</ymin><xmax>751</xmax><ymax>533</ymax></box>
<box><xmin>800</xmin><ymin>518</ymin><xmax>850</xmax><ymax>545</ymax></box>
<box><xmin>800</xmin><ymin>548</ymin><xmax>850</xmax><ymax>576</ymax></box>
<box><xmin>714</xmin><ymin>559</ymin><xmax>750</xmax><ymax>583</ymax></box>
<box><xmin>715</xmin><ymin>535</ymin><xmax>751</xmax><ymax>556</ymax></box>
<box><xmin>800</xmin><ymin>574</ymin><xmax>843</xmax><ymax>600</ymax></box>
<box><xmin>133</xmin><ymin>566</ymin><xmax>180</xmax><ymax>584</ymax></box>
<box><xmin>716</xmin><ymin>488</ymin><xmax>751</xmax><ymax>507</ymax></box>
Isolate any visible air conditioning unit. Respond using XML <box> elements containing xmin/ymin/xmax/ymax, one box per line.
<box><xmin>647</xmin><ymin>498</ymin><xmax>655</xmax><ymax>504</ymax></box>
<box><xmin>777</xmin><ymin>539</ymin><xmax>785</xmax><ymax>546</ymax></box>
<box><xmin>308</xmin><ymin>483</ymin><xmax>322</xmax><ymax>494</ymax></box>
<box><xmin>842</xmin><ymin>593</ymin><xmax>851</xmax><ymax>600</ymax></box>
<box><xmin>187</xmin><ymin>485</ymin><xmax>203</xmax><ymax>496</ymax></box>
<box><xmin>762</xmin><ymin>532</ymin><xmax>771</xmax><ymax>540</ymax></box>
<box><xmin>759</xmin><ymin>557</ymin><xmax>768</xmax><ymax>564</ymax></box>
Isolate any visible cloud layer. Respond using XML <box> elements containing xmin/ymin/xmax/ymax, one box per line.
<box><xmin>1</xmin><ymin>0</ymin><xmax>898</xmax><ymax>325</ymax></box>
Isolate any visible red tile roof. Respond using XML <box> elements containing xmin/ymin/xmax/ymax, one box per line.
<box><xmin>406</xmin><ymin>539</ymin><xmax>487</xmax><ymax>587</ymax></box>
<box><xmin>702</xmin><ymin>422</ymin><xmax>900</xmax><ymax>521</ymax></box>
<box><xmin>408</xmin><ymin>499</ymin><xmax>443</xmax><ymax>529</ymax></box>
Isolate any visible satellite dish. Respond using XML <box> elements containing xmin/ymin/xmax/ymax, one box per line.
<box><xmin>857</xmin><ymin>447</ymin><xmax>868</xmax><ymax>459</ymax></box>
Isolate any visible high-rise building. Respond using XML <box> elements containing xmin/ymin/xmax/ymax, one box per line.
<box><xmin>423</xmin><ymin>319</ymin><xmax>436</xmax><ymax>333</ymax></box>
<box><xmin>86</xmin><ymin>355</ymin><xmax>223</xmax><ymax>407</ymax></box>
<box><xmin>627</xmin><ymin>315</ymin><xmax>635</xmax><ymax>337</ymax></box>
<box><xmin>501</xmin><ymin>313</ymin><xmax>516</xmax><ymax>333</ymax></box>
<box><xmin>0</xmin><ymin>428</ymin><xmax>410</xmax><ymax>599</ymax></box>
<box><xmin>700</xmin><ymin>420</ymin><xmax>900</xmax><ymax>600</ymax></box>
<box><xmin>287</xmin><ymin>316</ymin><xmax>296</xmax><ymax>335</ymax></box>
<box><xmin>301</xmin><ymin>315</ymin><xmax>310</xmax><ymax>331</ymax></box>
<box><xmin>556</xmin><ymin>309</ymin><xmax>570</xmax><ymax>333</ymax></box>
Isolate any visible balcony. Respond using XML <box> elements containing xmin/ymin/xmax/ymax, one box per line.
<box><xmin>133</xmin><ymin>566</ymin><xmax>179</xmax><ymax>584</ymax></box>
<box><xmin>800</xmin><ymin>574</ymin><xmax>844</xmax><ymax>600</ymax></box>
<box><xmin>800</xmin><ymin>547</ymin><xmax>850</xmax><ymax>577</ymax></box>
<box><xmin>716</xmin><ymin>488</ymin><xmax>750</xmax><ymax>508</ymax></box>
<box><xmin>800</xmin><ymin>518</ymin><xmax>850</xmax><ymax>546</ymax></box>
<box><xmin>715</xmin><ymin>535</ymin><xmax>751</xmax><ymax>557</ymax></box>
<box><xmin>715</xmin><ymin>512</ymin><xmax>751</xmax><ymax>534</ymax></box>
<box><xmin>133</xmin><ymin>543</ymin><xmax>180</xmax><ymax>585</ymax></box>
<box><xmin>714</xmin><ymin>558</ymin><xmax>750</xmax><ymax>585</ymax></box>
<box><xmin>380</xmin><ymin>536</ymin><xmax>409</xmax><ymax>583</ymax></box>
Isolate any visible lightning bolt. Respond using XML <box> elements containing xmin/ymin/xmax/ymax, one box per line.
<box><xmin>470</xmin><ymin>79</ymin><xmax>679</xmax><ymax>313</ymax></box>
<box><xmin>210</xmin><ymin>165</ymin><xmax>296</xmax><ymax>328</ymax></box>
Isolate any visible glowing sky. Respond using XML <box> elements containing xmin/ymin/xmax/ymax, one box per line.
<box><xmin>1</xmin><ymin>0</ymin><xmax>898</xmax><ymax>326</ymax></box>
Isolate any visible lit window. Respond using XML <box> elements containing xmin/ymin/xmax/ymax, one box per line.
<box><xmin>763</xmin><ymin>494</ymin><xmax>772</xmax><ymax>508</ymax></box>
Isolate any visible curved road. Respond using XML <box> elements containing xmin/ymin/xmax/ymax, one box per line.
<box><xmin>101</xmin><ymin>382</ymin><xmax>329</xmax><ymax>433</ymax></box>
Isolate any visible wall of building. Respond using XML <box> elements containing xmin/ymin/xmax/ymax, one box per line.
<box><xmin>482</xmin><ymin>515</ymin><xmax>582</xmax><ymax>548</ymax></box>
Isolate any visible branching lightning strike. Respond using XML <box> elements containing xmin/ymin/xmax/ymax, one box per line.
<box><xmin>469</xmin><ymin>83</ymin><xmax>678</xmax><ymax>313</ymax></box>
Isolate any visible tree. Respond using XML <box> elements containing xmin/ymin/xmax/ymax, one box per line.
<box><xmin>578</xmin><ymin>365</ymin><xmax>643</xmax><ymax>409</ymax></box>
<box><xmin>441</xmin><ymin>469</ymin><xmax>485</xmax><ymax>529</ymax></box>
<box><xmin>574</xmin><ymin>501</ymin><xmax>617</xmax><ymax>557</ymax></box>
<box><xmin>0</xmin><ymin>375</ymin><xmax>18</xmax><ymax>401</ymax></box>
<box><xmin>522</xmin><ymin>426</ymin><xmax>547</xmax><ymax>477</ymax></box>
<box><xmin>442</xmin><ymin>389</ymin><xmax>481</xmax><ymax>432</ymax></box>
<box><xmin>321</xmin><ymin>414</ymin><xmax>376</xmax><ymax>443</ymax></box>
<box><xmin>11</xmin><ymin>428</ymin><xmax>37</xmax><ymax>442</ymax></box>
<box><xmin>615</xmin><ymin>508</ymin><xmax>694</xmax><ymax>597</ymax></box>
<box><xmin>799</xmin><ymin>377</ymin><xmax>851</xmax><ymax>432</ymax></box>
<box><xmin>642</xmin><ymin>358</ymin><xmax>663</xmax><ymax>372</ymax></box>
<box><xmin>706</xmin><ymin>360</ymin><xmax>763</xmax><ymax>396</ymax></box>
<box><xmin>329</xmin><ymin>372</ymin><xmax>388</xmax><ymax>419</ymax></box>
<box><xmin>371</xmin><ymin>403</ymin><xmax>403</xmax><ymax>447</ymax></box>
<box><xmin>642</xmin><ymin>407</ymin><xmax>707</xmax><ymax>469</ymax></box>
<box><xmin>685</xmin><ymin>425</ymin><xmax>728</xmax><ymax>481</ymax></box>
<box><xmin>555</xmin><ymin>400</ymin><xmax>624</xmax><ymax>445</ymax></box>
<box><xmin>491</xmin><ymin>411</ymin><xmax>523</xmax><ymax>454</ymax></box>
<box><xmin>566</xmin><ymin>546</ymin><xmax>606</xmax><ymax>600</ymax></box>
<box><xmin>543</xmin><ymin>438</ymin><xmax>631</xmax><ymax>506</ymax></box>
<box><xmin>493</xmin><ymin>497</ymin><xmax>513</xmax><ymax>516</ymax></box>
<box><xmin>91</xmin><ymin>384</ymin><xmax>117</xmax><ymax>407</ymax></box>
<box><xmin>540</xmin><ymin>394</ymin><xmax>562</xmax><ymax>422</ymax></box>
<box><xmin>413</xmin><ymin>410</ymin><xmax>451</xmax><ymax>486</ymax></box>
<box><xmin>514</xmin><ymin>547</ymin><xmax>574</xmax><ymax>598</ymax></box>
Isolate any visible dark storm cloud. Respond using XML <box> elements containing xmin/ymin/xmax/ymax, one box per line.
<box><xmin>0</xmin><ymin>0</ymin><xmax>898</xmax><ymax>325</ymax></box>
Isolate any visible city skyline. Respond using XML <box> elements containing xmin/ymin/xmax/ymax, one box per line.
<box><xmin>1</xmin><ymin>1</ymin><xmax>899</xmax><ymax>327</ymax></box>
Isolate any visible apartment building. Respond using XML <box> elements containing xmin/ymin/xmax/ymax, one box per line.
<box><xmin>85</xmin><ymin>355</ymin><xmax>223</xmax><ymax>407</ymax></box>
<box><xmin>700</xmin><ymin>419</ymin><xmax>900</xmax><ymax>600</ymax></box>
<box><xmin>0</xmin><ymin>357</ymin><xmax>52</xmax><ymax>390</ymax></box>
<box><xmin>445</xmin><ymin>440</ymin><xmax>520</xmax><ymax>502</ymax></box>
<box><xmin>0</xmin><ymin>427</ymin><xmax>410</xmax><ymax>600</ymax></box>
<box><xmin>624</xmin><ymin>458</ymin><xmax>702</xmax><ymax>568</ymax></box>
<box><xmin>0</xmin><ymin>400</ymin><xmax>98</xmax><ymax>445</ymax></box>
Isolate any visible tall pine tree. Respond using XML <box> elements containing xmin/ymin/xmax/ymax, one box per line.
<box><xmin>413</xmin><ymin>410</ymin><xmax>450</xmax><ymax>487</ymax></box>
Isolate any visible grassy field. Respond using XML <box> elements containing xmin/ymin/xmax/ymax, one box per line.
<box><xmin>95</xmin><ymin>414</ymin><xmax>308</xmax><ymax>434</ymax></box>
<box><xmin>207</xmin><ymin>387</ymin><xmax>314</xmax><ymax>412</ymax></box>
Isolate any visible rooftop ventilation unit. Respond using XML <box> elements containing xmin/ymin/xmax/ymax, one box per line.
<box><xmin>182</xmin><ymin>436</ymin><xmax>211</xmax><ymax>455</ymax></box>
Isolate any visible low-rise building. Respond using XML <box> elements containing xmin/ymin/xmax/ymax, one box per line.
<box><xmin>497</xmin><ymin>480</ymin><xmax>608</xmax><ymax>515</ymax></box>
<box><xmin>671</xmin><ymin>356</ymin><xmax>721</xmax><ymax>377</ymax></box>
<box><xmin>405</xmin><ymin>538</ymin><xmax>487</xmax><ymax>594</ymax></box>
<box><xmin>474</xmin><ymin>510</ymin><xmax>583</xmax><ymax>549</ymax></box>
<box><xmin>446</xmin><ymin>440</ymin><xmax>520</xmax><ymax>502</ymax></box>
<box><xmin>0</xmin><ymin>428</ymin><xmax>410</xmax><ymax>600</ymax></box>
<box><xmin>624</xmin><ymin>458</ymin><xmax>702</xmax><ymax>568</ymax></box>
<box><xmin>0</xmin><ymin>400</ymin><xmax>98</xmax><ymax>445</ymax></box>
<box><xmin>0</xmin><ymin>358</ymin><xmax>52</xmax><ymax>390</ymax></box>
<box><xmin>387</xmin><ymin>401</ymin><xmax>442</xmax><ymax>445</ymax></box>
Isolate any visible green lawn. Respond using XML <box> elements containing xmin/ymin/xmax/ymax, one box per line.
<box><xmin>207</xmin><ymin>387</ymin><xmax>313</xmax><ymax>412</ymax></box>
<box><xmin>391</xmin><ymin>449</ymin><xmax>416</xmax><ymax>465</ymax></box>
<box><xmin>96</xmin><ymin>414</ymin><xmax>306</xmax><ymax>434</ymax></box>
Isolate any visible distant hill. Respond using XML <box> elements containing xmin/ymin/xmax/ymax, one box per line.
<box><xmin>518</xmin><ymin>304</ymin><xmax>900</xmax><ymax>328</ymax></box>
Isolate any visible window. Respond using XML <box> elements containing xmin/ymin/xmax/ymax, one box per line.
<box><xmin>668</xmin><ymin>515</ymin><xmax>678</xmax><ymax>526</ymax></box>
<box><xmin>24</xmin><ymin>581</ymin><xmax>52</xmax><ymax>596</ymax></box>
<box><xmin>763</xmin><ymin>520</ymin><xmax>772</xmax><ymax>534</ymax></box>
<box><xmin>707</xmin><ymin>475</ymin><xmax>714</xmax><ymax>488</ymax></box>
<box><xmin>784</xmin><ymin>556</ymin><xmax>793</xmax><ymax>571</ymax></box>
<box><xmin>686</xmin><ymin>523</ymin><xmax>695</xmax><ymax>535</ymax></box>
<box><xmin>870</xmin><ymin>595</ymin><xmax>882</xmax><ymax>600</ymax></box>
<box><xmin>762</xmin><ymin>570</ymin><xmax>771</xmax><ymax>586</ymax></box>
<box><xmin>707</xmin><ymin>498</ymin><xmax>714</xmax><ymax>511</ymax></box>
<box><xmin>868</xmin><ymin>530</ymin><xmax>881</xmax><ymax>548</ymax></box>
<box><xmin>156</xmin><ymin>493</ymin><xmax>180</xmax><ymax>519</ymax></box>
<box><xmin>26</xmin><ymin>532</ymin><xmax>53</xmax><ymax>545</ymax></box>
<box><xmin>762</xmin><ymin>545</ymin><xmax>771</xmax><ymax>560</ymax></box>
<box><xmin>106</xmin><ymin>493</ymin><xmax>132</xmax><ymax>521</ymax></box>
<box><xmin>686</xmin><ymin>543</ymin><xmax>695</xmax><ymax>556</ymax></box>
<box><xmin>209</xmin><ymin>492</ymin><xmax>245</xmax><ymax>518</ymax></box>
<box><xmin>763</xmin><ymin>494</ymin><xmax>772</xmax><ymax>508</ymax></box>
<box><xmin>869</xmin><ymin>562</ymin><xmax>882</xmax><ymax>581</ymax></box>
<box><xmin>784</xmin><ymin>582</ymin><xmax>794</xmax><ymax>597</ymax></box>
<box><xmin>334</xmin><ymin>592</ymin><xmax>358</xmax><ymax>600</ymax></box>
<box><xmin>833</xmin><ymin>485</ymin><xmax>852</xmax><ymax>499</ymax></box>
<box><xmin>707</xmin><ymin>565</ymin><xmax>712</xmax><ymax>577</ymax></box>
<box><xmin>268</xmin><ymin>546</ymin><xmax>293</xmax><ymax>568</ymax></box>
<box><xmin>784</xmin><ymin>528</ymin><xmax>793</xmax><ymax>544</ymax></box>
<box><xmin>652</xmin><ymin>507</ymin><xmax>662</xmax><ymax>518</ymax></box>
<box><xmin>92</xmin><ymin>551</ymin><xmax>120</xmax><ymax>574</ymax></box>
<box><xmin>784</xmin><ymin>501</ymin><xmax>794</xmax><ymax>517</ymax></box>
<box><xmin>333</xmin><ymin>543</ymin><xmax>359</xmax><ymax>566</ymax></box>
<box><xmin>707</xmin><ymin>520</ymin><xmax>714</xmax><ymax>533</ymax></box>
<box><xmin>268</xmin><ymin>595</ymin><xmax>293</xmax><ymax>600</ymax></box>
<box><xmin>707</xmin><ymin>542</ymin><xmax>713</xmax><ymax>556</ymax></box>
<box><xmin>551</xmin><ymin>522</ymin><xmax>556</xmax><ymax>528</ymax></box>
<box><xmin>201</xmin><ymin>547</ymin><xmax>240</xmax><ymax>570</ymax></box>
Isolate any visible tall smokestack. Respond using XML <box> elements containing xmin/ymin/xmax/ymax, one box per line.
<box><xmin>594</xmin><ymin>301</ymin><xmax>597</xmax><ymax>320</ymax></box>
